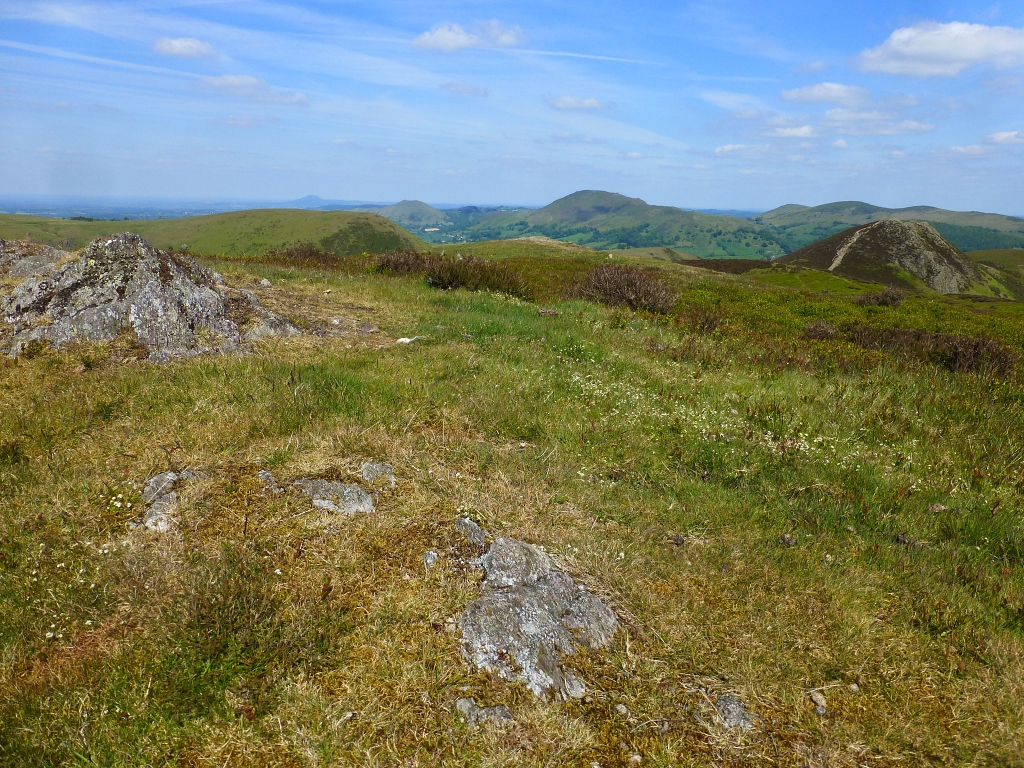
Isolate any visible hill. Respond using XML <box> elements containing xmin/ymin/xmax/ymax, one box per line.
<box><xmin>2</xmin><ymin>235</ymin><xmax>1023</xmax><ymax>765</ymax></box>
<box><xmin>463</xmin><ymin>191</ymin><xmax>787</xmax><ymax>259</ymax></box>
<box><xmin>777</xmin><ymin>219</ymin><xmax>1019</xmax><ymax>296</ymax></box>
<box><xmin>0</xmin><ymin>209</ymin><xmax>423</xmax><ymax>256</ymax></box>
<box><xmin>757</xmin><ymin>201</ymin><xmax>1024</xmax><ymax>253</ymax></box>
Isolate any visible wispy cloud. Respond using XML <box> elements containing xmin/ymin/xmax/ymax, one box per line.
<box><xmin>860</xmin><ymin>21</ymin><xmax>1024</xmax><ymax>77</ymax></box>
<box><xmin>771</xmin><ymin>125</ymin><xmax>815</xmax><ymax>137</ymax></box>
<box><xmin>987</xmin><ymin>130</ymin><xmax>1024</xmax><ymax>144</ymax></box>
<box><xmin>781</xmin><ymin>82</ymin><xmax>870</xmax><ymax>107</ymax></box>
<box><xmin>201</xmin><ymin>75</ymin><xmax>307</xmax><ymax>105</ymax></box>
<box><xmin>548</xmin><ymin>95</ymin><xmax>610</xmax><ymax>110</ymax></box>
<box><xmin>714</xmin><ymin>143</ymin><xmax>768</xmax><ymax>156</ymax></box>
<box><xmin>154</xmin><ymin>37</ymin><xmax>218</xmax><ymax>59</ymax></box>
<box><xmin>412</xmin><ymin>20</ymin><xmax>525</xmax><ymax>52</ymax></box>
<box><xmin>823</xmin><ymin>108</ymin><xmax>933</xmax><ymax>136</ymax></box>
<box><xmin>441</xmin><ymin>81</ymin><xmax>487</xmax><ymax>97</ymax></box>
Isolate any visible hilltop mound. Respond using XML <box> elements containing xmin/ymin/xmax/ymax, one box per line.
<box><xmin>1</xmin><ymin>233</ymin><xmax>297</xmax><ymax>360</ymax></box>
<box><xmin>778</xmin><ymin>220</ymin><xmax>1004</xmax><ymax>294</ymax></box>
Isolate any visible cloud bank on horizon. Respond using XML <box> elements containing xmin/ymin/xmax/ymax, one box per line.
<box><xmin>0</xmin><ymin>0</ymin><xmax>1022</xmax><ymax>213</ymax></box>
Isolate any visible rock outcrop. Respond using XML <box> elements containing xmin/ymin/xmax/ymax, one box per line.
<box><xmin>2</xmin><ymin>233</ymin><xmax>297</xmax><ymax>360</ymax></box>
<box><xmin>459</xmin><ymin>532</ymin><xmax>619</xmax><ymax>699</ymax></box>
<box><xmin>293</xmin><ymin>478</ymin><xmax>375</xmax><ymax>515</ymax></box>
<box><xmin>779</xmin><ymin>220</ymin><xmax>992</xmax><ymax>294</ymax></box>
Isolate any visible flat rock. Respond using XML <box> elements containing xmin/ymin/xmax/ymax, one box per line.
<box><xmin>454</xmin><ymin>697</ymin><xmax>513</xmax><ymax>728</ymax></box>
<box><xmin>2</xmin><ymin>233</ymin><xmax>298</xmax><ymax>360</ymax></box>
<box><xmin>455</xmin><ymin>517</ymin><xmax>488</xmax><ymax>548</ymax></box>
<box><xmin>459</xmin><ymin>536</ymin><xmax>618</xmax><ymax>699</ymax></box>
<box><xmin>716</xmin><ymin>693</ymin><xmax>754</xmax><ymax>731</ymax></box>
<box><xmin>134</xmin><ymin>470</ymin><xmax>194</xmax><ymax>533</ymax></box>
<box><xmin>361</xmin><ymin>460</ymin><xmax>396</xmax><ymax>488</ymax></box>
<box><xmin>293</xmin><ymin>478</ymin><xmax>374</xmax><ymax>514</ymax></box>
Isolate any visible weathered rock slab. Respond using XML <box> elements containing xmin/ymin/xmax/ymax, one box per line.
<box><xmin>454</xmin><ymin>697</ymin><xmax>513</xmax><ymax>728</ymax></box>
<box><xmin>293</xmin><ymin>478</ymin><xmax>374</xmax><ymax>514</ymax></box>
<box><xmin>459</xmin><ymin>533</ymin><xmax>618</xmax><ymax>698</ymax></box>
<box><xmin>132</xmin><ymin>470</ymin><xmax>194</xmax><ymax>533</ymax></box>
<box><xmin>2</xmin><ymin>233</ymin><xmax>297</xmax><ymax>360</ymax></box>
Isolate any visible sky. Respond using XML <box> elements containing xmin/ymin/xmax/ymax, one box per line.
<box><xmin>2</xmin><ymin>1</ymin><xmax>1024</xmax><ymax>212</ymax></box>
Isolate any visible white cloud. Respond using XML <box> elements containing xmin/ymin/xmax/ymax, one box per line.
<box><xmin>700</xmin><ymin>90</ymin><xmax>768</xmax><ymax>117</ymax></box>
<box><xmin>154</xmin><ymin>37</ymin><xmax>218</xmax><ymax>59</ymax></box>
<box><xmin>714</xmin><ymin>143</ymin><xmax>767</xmax><ymax>156</ymax></box>
<box><xmin>988</xmin><ymin>130</ymin><xmax>1024</xmax><ymax>144</ymax></box>
<box><xmin>548</xmin><ymin>95</ymin><xmax>609</xmax><ymax>110</ymax></box>
<box><xmin>625</xmin><ymin>151</ymin><xmax>645</xmax><ymax>159</ymax></box>
<box><xmin>948</xmin><ymin>145</ymin><xmax>990</xmax><ymax>155</ymax></box>
<box><xmin>833</xmin><ymin>138</ymin><xmax>848</xmax><ymax>149</ymax></box>
<box><xmin>441</xmin><ymin>81</ymin><xmax>487</xmax><ymax>97</ymax></box>
<box><xmin>860</xmin><ymin>21</ymin><xmax>1024</xmax><ymax>77</ymax></box>
<box><xmin>201</xmin><ymin>75</ymin><xmax>307</xmax><ymax>105</ymax></box>
<box><xmin>823</xmin><ymin>108</ymin><xmax>933</xmax><ymax>135</ymax></box>
<box><xmin>412</xmin><ymin>20</ymin><xmax>525</xmax><ymax>52</ymax></box>
<box><xmin>781</xmin><ymin>82</ymin><xmax>870</xmax><ymax>106</ymax></box>
<box><xmin>772</xmin><ymin>125</ymin><xmax>815</xmax><ymax>137</ymax></box>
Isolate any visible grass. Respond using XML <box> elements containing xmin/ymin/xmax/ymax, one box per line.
<box><xmin>2</xmin><ymin>245</ymin><xmax>1024</xmax><ymax>766</ymax></box>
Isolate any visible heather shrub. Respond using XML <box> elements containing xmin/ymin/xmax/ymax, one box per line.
<box><xmin>576</xmin><ymin>264</ymin><xmax>677</xmax><ymax>314</ymax></box>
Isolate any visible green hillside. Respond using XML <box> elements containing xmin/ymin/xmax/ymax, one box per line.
<box><xmin>0</xmin><ymin>209</ymin><xmax>423</xmax><ymax>256</ymax></box>
<box><xmin>756</xmin><ymin>201</ymin><xmax>1024</xmax><ymax>253</ymax></box>
<box><xmin>463</xmin><ymin>191</ymin><xmax>786</xmax><ymax>259</ymax></box>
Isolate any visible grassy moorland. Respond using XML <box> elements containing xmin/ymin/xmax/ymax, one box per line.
<box><xmin>1</xmin><ymin>241</ymin><xmax>1023</xmax><ymax>767</ymax></box>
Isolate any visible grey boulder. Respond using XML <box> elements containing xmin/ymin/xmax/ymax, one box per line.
<box><xmin>459</xmin><ymin>535</ymin><xmax>618</xmax><ymax>699</ymax></box>
<box><xmin>293</xmin><ymin>478</ymin><xmax>374</xmax><ymax>515</ymax></box>
<box><xmin>2</xmin><ymin>233</ymin><xmax>298</xmax><ymax>360</ymax></box>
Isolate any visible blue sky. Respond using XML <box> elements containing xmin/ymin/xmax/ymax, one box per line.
<box><xmin>2</xmin><ymin>1</ymin><xmax>1024</xmax><ymax>212</ymax></box>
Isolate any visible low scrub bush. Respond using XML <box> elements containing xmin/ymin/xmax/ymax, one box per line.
<box><xmin>425</xmin><ymin>256</ymin><xmax>532</xmax><ymax>299</ymax></box>
<box><xmin>855</xmin><ymin>287</ymin><xmax>905</xmax><ymax>307</ymax></box>
<box><xmin>263</xmin><ymin>241</ymin><xmax>342</xmax><ymax>268</ymax></box>
<box><xmin>803</xmin><ymin>320</ymin><xmax>838</xmax><ymax>340</ymax></box>
<box><xmin>372</xmin><ymin>250</ymin><xmax>436</xmax><ymax>275</ymax></box>
<box><xmin>680</xmin><ymin>305</ymin><xmax>726</xmax><ymax>334</ymax></box>
<box><xmin>846</xmin><ymin>325</ymin><xmax>1017</xmax><ymax>377</ymax></box>
<box><xmin>576</xmin><ymin>264</ymin><xmax>677</xmax><ymax>314</ymax></box>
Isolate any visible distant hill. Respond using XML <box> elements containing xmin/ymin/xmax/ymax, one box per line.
<box><xmin>756</xmin><ymin>201</ymin><xmax>1024</xmax><ymax>253</ymax></box>
<box><xmin>0</xmin><ymin>209</ymin><xmax>423</xmax><ymax>256</ymax></box>
<box><xmin>462</xmin><ymin>191</ymin><xmax>786</xmax><ymax>259</ymax></box>
<box><xmin>778</xmin><ymin>220</ymin><xmax>1018</xmax><ymax>297</ymax></box>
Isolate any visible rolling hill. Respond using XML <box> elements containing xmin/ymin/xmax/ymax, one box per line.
<box><xmin>461</xmin><ymin>191</ymin><xmax>786</xmax><ymax>259</ymax></box>
<box><xmin>0</xmin><ymin>209</ymin><xmax>423</xmax><ymax>256</ymax></box>
<box><xmin>757</xmin><ymin>201</ymin><xmax>1024</xmax><ymax>253</ymax></box>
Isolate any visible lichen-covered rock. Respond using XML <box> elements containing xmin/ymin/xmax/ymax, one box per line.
<box><xmin>2</xmin><ymin>233</ymin><xmax>298</xmax><ymax>360</ymax></box>
<box><xmin>0</xmin><ymin>239</ymin><xmax>69</xmax><ymax>279</ymax></box>
<box><xmin>132</xmin><ymin>470</ymin><xmax>194</xmax><ymax>533</ymax></box>
<box><xmin>454</xmin><ymin>697</ymin><xmax>513</xmax><ymax>728</ymax></box>
<box><xmin>293</xmin><ymin>478</ymin><xmax>374</xmax><ymax>514</ymax></box>
<box><xmin>455</xmin><ymin>517</ymin><xmax>488</xmax><ymax>549</ymax></box>
<box><xmin>361</xmin><ymin>460</ymin><xmax>396</xmax><ymax>488</ymax></box>
<box><xmin>716</xmin><ymin>693</ymin><xmax>754</xmax><ymax>731</ymax></box>
<box><xmin>459</xmin><ymin>535</ymin><xmax>619</xmax><ymax>698</ymax></box>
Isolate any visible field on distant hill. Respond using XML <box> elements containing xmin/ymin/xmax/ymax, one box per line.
<box><xmin>2</xmin><ymin>235</ymin><xmax>1023</xmax><ymax>766</ymax></box>
<box><xmin>0</xmin><ymin>209</ymin><xmax>422</xmax><ymax>256</ymax></box>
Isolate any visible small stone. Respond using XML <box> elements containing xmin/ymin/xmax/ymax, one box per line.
<box><xmin>537</xmin><ymin>308</ymin><xmax>559</xmax><ymax>317</ymax></box>
<box><xmin>293</xmin><ymin>479</ymin><xmax>374</xmax><ymax>515</ymax></box>
<box><xmin>454</xmin><ymin>697</ymin><xmax>513</xmax><ymax>728</ymax></box>
<box><xmin>929</xmin><ymin>503</ymin><xmax>948</xmax><ymax>513</ymax></box>
<box><xmin>613</xmin><ymin>703</ymin><xmax>630</xmax><ymax>718</ymax></box>
<box><xmin>808</xmin><ymin>690</ymin><xmax>827</xmax><ymax>709</ymax></box>
<box><xmin>423</xmin><ymin>550</ymin><xmax>439</xmax><ymax>568</ymax></box>
<box><xmin>628</xmin><ymin>755</ymin><xmax>642</xmax><ymax>766</ymax></box>
<box><xmin>455</xmin><ymin>517</ymin><xmax>488</xmax><ymax>548</ymax></box>
<box><xmin>716</xmin><ymin>693</ymin><xmax>753</xmax><ymax>731</ymax></box>
<box><xmin>257</xmin><ymin>469</ymin><xmax>282</xmax><ymax>494</ymax></box>
<box><xmin>658</xmin><ymin>721</ymin><xmax>670</xmax><ymax>735</ymax></box>
<box><xmin>361</xmin><ymin>460</ymin><xmax>396</xmax><ymax>488</ymax></box>
<box><xmin>815</xmin><ymin>705</ymin><xmax>827</xmax><ymax>716</ymax></box>
<box><xmin>895</xmin><ymin>532</ymin><xmax>913</xmax><ymax>546</ymax></box>
<box><xmin>845</xmin><ymin>525</ymin><xmax>856</xmax><ymax>534</ymax></box>
<box><xmin>259</xmin><ymin>278</ymin><xmax>272</xmax><ymax>288</ymax></box>
<box><xmin>357</xmin><ymin>322</ymin><xmax>379</xmax><ymax>333</ymax></box>
<box><xmin>848</xmin><ymin>682</ymin><xmax>860</xmax><ymax>693</ymax></box>
<box><xmin>780</xmin><ymin>533</ymin><xmax>797</xmax><ymax>547</ymax></box>
<box><xmin>395</xmin><ymin>336</ymin><xmax>422</xmax><ymax>345</ymax></box>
